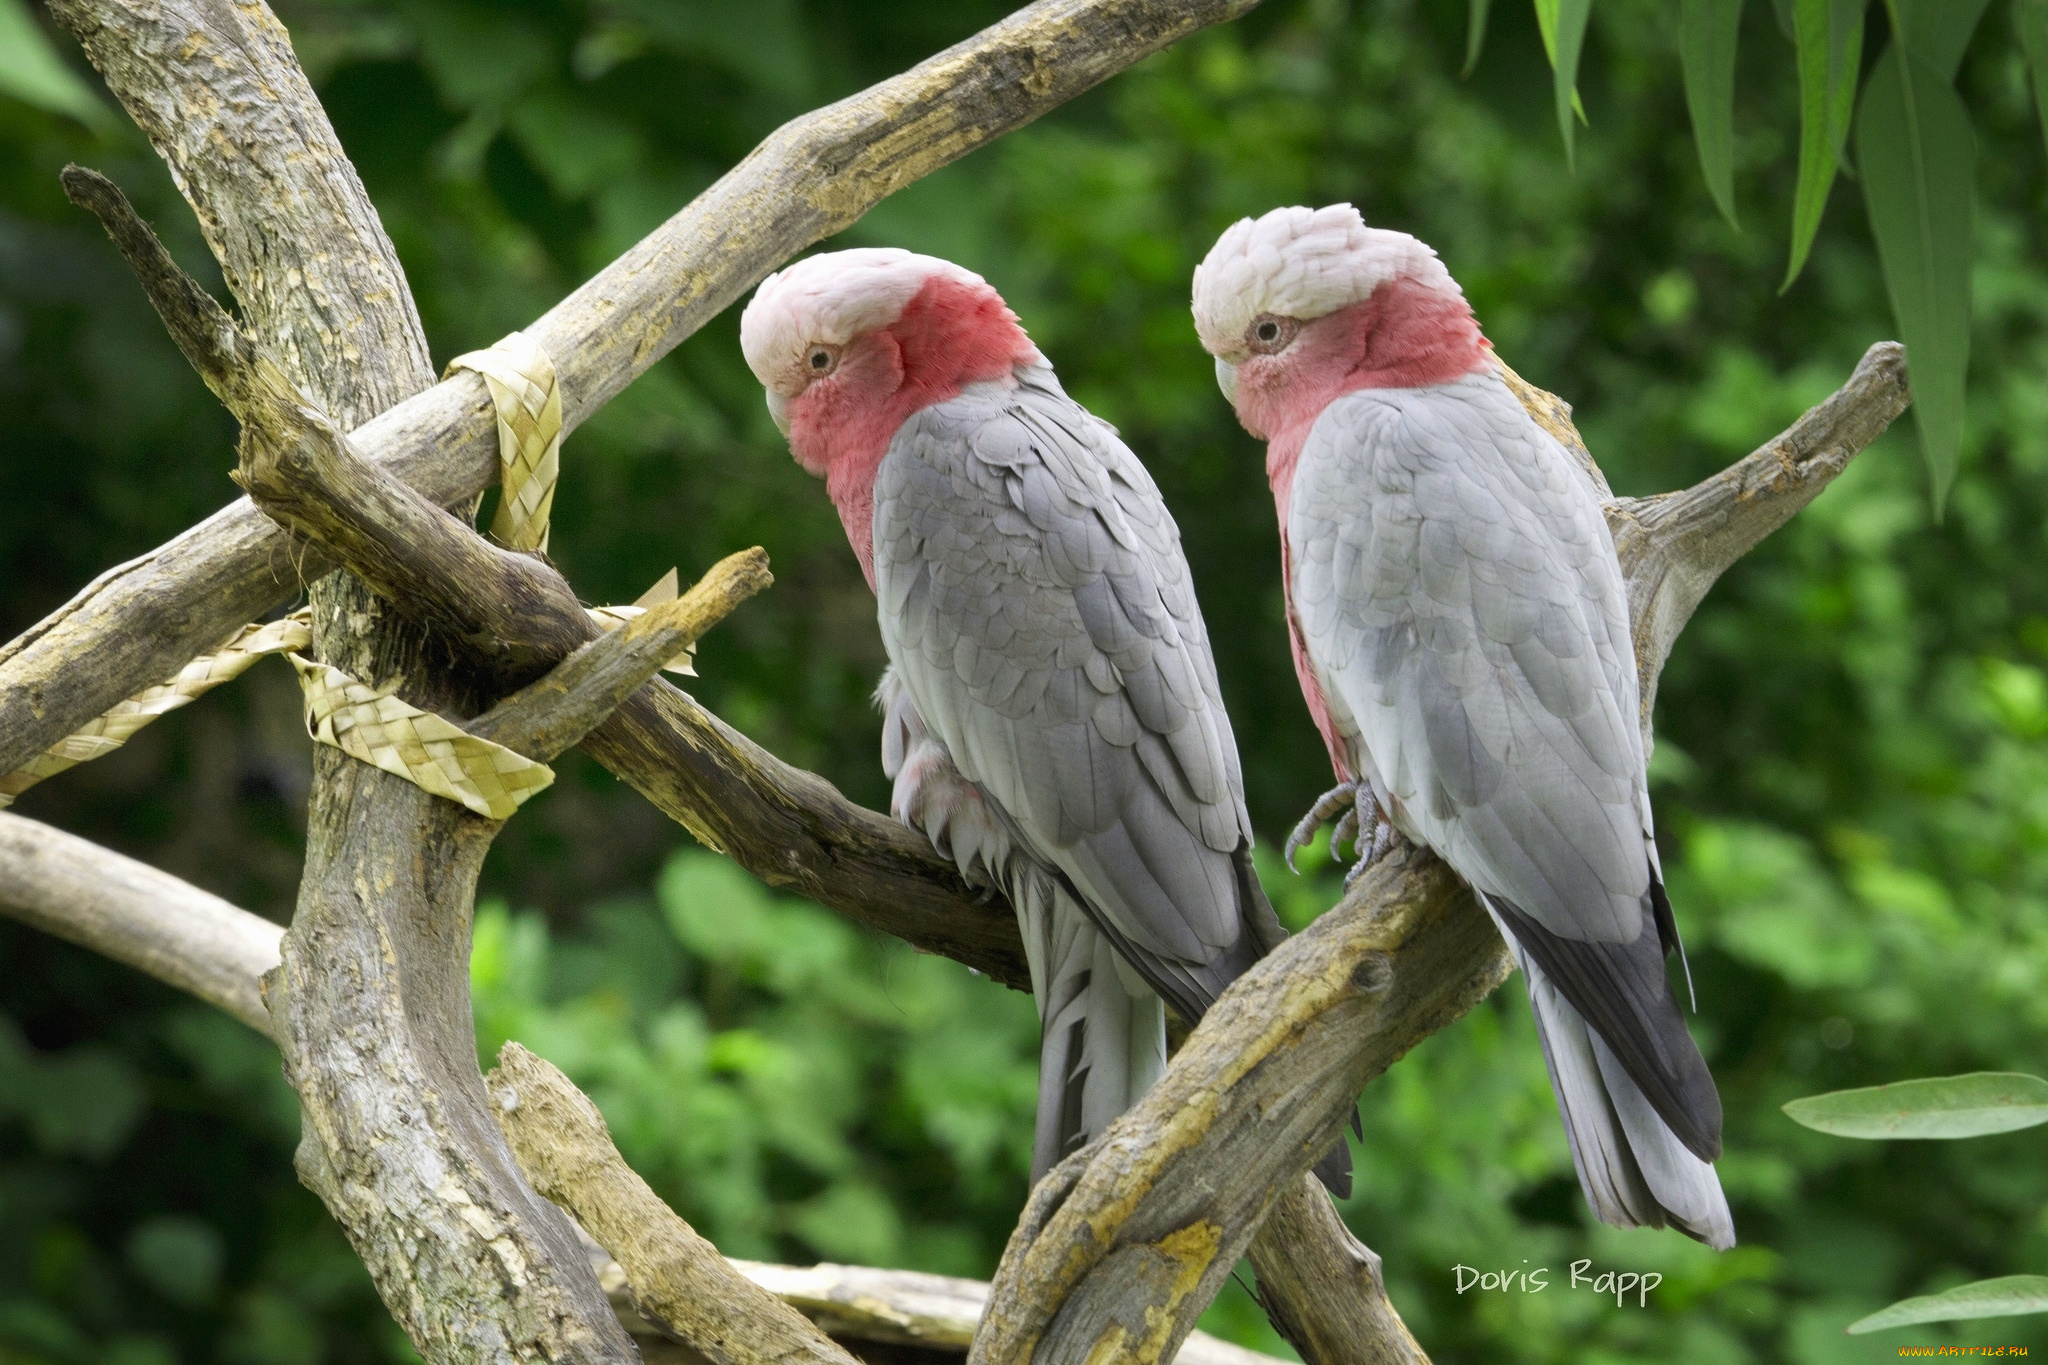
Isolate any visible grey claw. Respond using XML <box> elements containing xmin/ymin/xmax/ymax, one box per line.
<box><xmin>1330</xmin><ymin>806</ymin><xmax>1360</xmax><ymax>863</ymax></box>
<box><xmin>1286</xmin><ymin>781</ymin><xmax>1358</xmax><ymax>874</ymax></box>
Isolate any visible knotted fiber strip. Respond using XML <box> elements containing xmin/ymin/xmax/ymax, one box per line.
<box><xmin>448</xmin><ymin>331</ymin><xmax>561</xmax><ymax>555</ymax></box>
<box><xmin>0</xmin><ymin>612</ymin><xmax>314</xmax><ymax>809</ymax></box>
<box><xmin>289</xmin><ymin>656</ymin><xmax>552</xmax><ymax>821</ymax></box>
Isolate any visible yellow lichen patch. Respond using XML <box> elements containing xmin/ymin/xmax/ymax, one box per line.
<box><xmin>1133</xmin><ymin>1222</ymin><xmax>1223</xmax><ymax>1365</ymax></box>
<box><xmin>1082</xmin><ymin>1323</ymin><xmax>1130</xmax><ymax>1365</ymax></box>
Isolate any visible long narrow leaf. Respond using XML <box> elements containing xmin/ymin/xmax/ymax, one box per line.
<box><xmin>1888</xmin><ymin>0</ymin><xmax>1992</xmax><ymax>81</ymax></box>
<box><xmin>0</xmin><ymin>0</ymin><xmax>115</xmax><ymax>131</ymax></box>
<box><xmin>1681</xmin><ymin>0</ymin><xmax>1745</xmax><ymax>227</ymax></box>
<box><xmin>1534</xmin><ymin>0</ymin><xmax>1594</xmax><ymax>169</ymax></box>
<box><xmin>2015</xmin><ymin>0</ymin><xmax>2048</xmax><ymax>157</ymax></box>
<box><xmin>1857</xmin><ymin>41</ymin><xmax>1973</xmax><ymax>513</ymax></box>
<box><xmin>1465</xmin><ymin>0</ymin><xmax>1494</xmax><ymax>76</ymax></box>
<box><xmin>1782</xmin><ymin>0</ymin><xmax>1864</xmax><ymax>288</ymax></box>
<box><xmin>1847</xmin><ymin>1276</ymin><xmax>2048</xmax><ymax>1334</ymax></box>
<box><xmin>1783</xmin><ymin>1072</ymin><xmax>2048</xmax><ymax>1139</ymax></box>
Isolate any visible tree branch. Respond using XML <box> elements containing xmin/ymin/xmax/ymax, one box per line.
<box><xmin>970</xmin><ymin>343</ymin><xmax>1913</xmax><ymax>1365</ymax></box>
<box><xmin>57</xmin><ymin>158</ymin><xmax>1035</xmax><ymax>991</ymax></box>
<box><xmin>490</xmin><ymin>1042</ymin><xmax>862</xmax><ymax>1365</ymax></box>
<box><xmin>472</xmin><ymin>550</ymin><xmax>775</xmax><ymax>762</ymax></box>
<box><xmin>0</xmin><ymin>0</ymin><xmax>1266</xmax><ymax>781</ymax></box>
<box><xmin>0</xmin><ymin>812</ymin><xmax>281</xmax><ymax>1032</ymax></box>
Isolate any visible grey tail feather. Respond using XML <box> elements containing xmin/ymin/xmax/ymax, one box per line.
<box><xmin>1484</xmin><ymin>887</ymin><xmax>1722</xmax><ymax>1161</ymax></box>
<box><xmin>1649</xmin><ymin>876</ymin><xmax>1697</xmax><ymax>1013</ymax></box>
<box><xmin>1513</xmin><ymin>932</ymin><xmax>1734</xmax><ymax>1249</ymax></box>
<box><xmin>1029</xmin><ymin>913</ymin><xmax>1167</xmax><ymax>1187</ymax></box>
<box><xmin>1312</xmin><ymin>1135</ymin><xmax>1353</xmax><ymax>1198</ymax></box>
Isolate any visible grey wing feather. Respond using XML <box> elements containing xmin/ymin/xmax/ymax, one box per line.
<box><xmin>874</xmin><ymin>368</ymin><xmax>1278</xmax><ymax>1019</ymax></box>
<box><xmin>1291</xmin><ymin>374</ymin><xmax>1647</xmax><ymax>943</ymax></box>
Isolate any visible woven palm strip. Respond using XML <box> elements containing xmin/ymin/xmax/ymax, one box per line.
<box><xmin>0</xmin><ymin>611</ymin><xmax>314</xmax><ymax>808</ymax></box>
<box><xmin>289</xmin><ymin>655</ymin><xmax>552</xmax><ymax>821</ymax></box>
<box><xmin>447</xmin><ymin>331</ymin><xmax>562</xmax><ymax>555</ymax></box>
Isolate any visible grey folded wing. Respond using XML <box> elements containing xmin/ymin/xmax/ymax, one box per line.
<box><xmin>873</xmin><ymin>367</ymin><xmax>1281</xmax><ymax>1023</ymax></box>
<box><xmin>1289</xmin><ymin>372</ymin><xmax>1651</xmax><ymax>944</ymax></box>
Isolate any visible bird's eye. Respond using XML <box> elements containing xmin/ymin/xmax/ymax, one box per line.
<box><xmin>807</xmin><ymin>346</ymin><xmax>837</xmax><ymax>373</ymax></box>
<box><xmin>1245</xmin><ymin>314</ymin><xmax>1297</xmax><ymax>355</ymax></box>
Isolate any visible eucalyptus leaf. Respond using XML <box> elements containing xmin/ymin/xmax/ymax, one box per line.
<box><xmin>1886</xmin><ymin>0</ymin><xmax>1992</xmax><ymax>81</ymax></box>
<box><xmin>1846</xmin><ymin>1276</ymin><xmax>2048</xmax><ymax>1334</ymax></box>
<box><xmin>0</xmin><ymin>0</ymin><xmax>115</xmax><ymax>131</ymax></box>
<box><xmin>1534</xmin><ymin>0</ymin><xmax>1593</xmax><ymax>167</ymax></box>
<box><xmin>1681</xmin><ymin>0</ymin><xmax>1745</xmax><ymax>227</ymax></box>
<box><xmin>1783</xmin><ymin>1071</ymin><xmax>2048</xmax><ymax>1138</ymax></box>
<box><xmin>1856</xmin><ymin>41</ymin><xmax>1973</xmax><ymax>513</ymax></box>
<box><xmin>1465</xmin><ymin>0</ymin><xmax>1494</xmax><ymax>76</ymax></box>
<box><xmin>2018</xmin><ymin>0</ymin><xmax>2048</xmax><ymax>159</ymax></box>
<box><xmin>1782</xmin><ymin>0</ymin><xmax>1864</xmax><ymax>288</ymax></box>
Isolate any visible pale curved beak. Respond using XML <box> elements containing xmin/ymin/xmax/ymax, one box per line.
<box><xmin>1213</xmin><ymin>357</ymin><xmax>1239</xmax><ymax>407</ymax></box>
<box><xmin>765</xmin><ymin>388</ymin><xmax>791</xmax><ymax>437</ymax></box>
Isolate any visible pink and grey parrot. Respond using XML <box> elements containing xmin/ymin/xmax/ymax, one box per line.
<box><xmin>739</xmin><ymin>249</ymin><xmax>1338</xmax><ymax>1189</ymax></box>
<box><xmin>1192</xmin><ymin>205</ymin><xmax>1733</xmax><ymax>1248</ymax></box>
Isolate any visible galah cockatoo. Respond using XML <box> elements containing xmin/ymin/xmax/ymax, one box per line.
<box><xmin>1192</xmin><ymin>205</ymin><xmax>1732</xmax><ymax>1248</ymax></box>
<box><xmin>740</xmin><ymin>249</ymin><xmax>1341</xmax><ymax>1190</ymax></box>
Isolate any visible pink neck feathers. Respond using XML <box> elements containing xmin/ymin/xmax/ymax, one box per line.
<box><xmin>789</xmin><ymin>276</ymin><xmax>1038</xmax><ymax>587</ymax></box>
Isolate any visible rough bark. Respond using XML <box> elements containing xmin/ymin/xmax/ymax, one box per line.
<box><xmin>46</xmin><ymin>2</ymin><xmax>660</xmax><ymax>1358</ymax></box>
<box><xmin>0</xmin><ymin>0</ymin><xmax>1264</xmax><ymax>782</ymax></box>
<box><xmin>1245</xmin><ymin>1178</ymin><xmax>1426</xmax><ymax>1365</ymax></box>
<box><xmin>970</xmin><ymin>342</ymin><xmax>1912</xmax><ymax>1365</ymax></box>
<box><xmin>490</xmin><ymin>1042</ymin><xmax>862</xmax><ymax>1365</ymax></box>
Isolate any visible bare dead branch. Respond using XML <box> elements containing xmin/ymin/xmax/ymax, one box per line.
<box><xmin>0</xmin><ymin>812</ymin><xmax>281</xmax><ymax>1032</ymax></box>
<box><xmin>604</xmin><ymin>1255</ymin><xmax>1292</xmax><ymax>1364</ymax></box>
<box><xmin>970</xmin><ymin>344</ymin><xmax>1913</xmax><ymax>1365</ymax></box>
<box><xmin>50</xmin><ymin>3</ymin><xmax>653</xmax><ymax>1359</ymax></box>
<box><xmin>1613</xmin><ymin>341</ymin><xmax>1911</xmax><ymax>730</ymax></box>
<box><xmin>490</xmin><ymin>1042</ymin><xmax>861</xmax><ymax>1365</ymax></box>
<box><xmin>472</xmin><ymin>550</ymin><xmax>775</xmax><ymax>761</ymax></box>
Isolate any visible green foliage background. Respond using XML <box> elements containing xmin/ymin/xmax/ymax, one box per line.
<box><xmin>2</xmin><ymin>0</ymin><xmax>2048</xmax><ymax>1360</ymax></box>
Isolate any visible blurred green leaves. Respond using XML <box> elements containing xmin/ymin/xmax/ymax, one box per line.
<box><xmin>0</xmin><ymin>1019</ymin><xmax>145</xmax><ymax>1160</ymax></box>
<box><xmin>1783</xmin><ymin>1072</ymin><xmax>2048</xmax><ymax>1137</ymax></box>
<box><xmin>472</xmin><ymin>850</ymin><xmax>1040</xmax><ymax>1270</ymax></box>
<box><xmin>0</xmin><ymin>0</ymin><xmax>114</xmax><ymax>134</ymax></box>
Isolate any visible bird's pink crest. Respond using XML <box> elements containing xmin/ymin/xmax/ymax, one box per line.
<box><xmin>741</xmin><ymin>249</ymin><xmax>1040</xmax><ymax>586</ymax></box>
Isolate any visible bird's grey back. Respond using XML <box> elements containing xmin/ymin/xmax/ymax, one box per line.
<box><xmin>872</xmin><ymin>366</ymin><xmax>1279</xmax><ymax>1019</ymax></box>
<box><xmin>1288</xmin><ymin>370</ymin><xmax>1650</xmax><ymax>944</ymax></box>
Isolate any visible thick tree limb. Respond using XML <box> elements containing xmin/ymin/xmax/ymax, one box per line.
<box><xmin>0</xmin><ymin>0</ymin><xmax>1264</xmax><ymax>782</ymax></box>
<box><xmin>490</xmin><ymin>1041</ymin><xmax>862</xmax><ymax>1365</ymax></box>
<box><xmin>0</xmin><ymin>812</ymin><xmax>281</xmax><ymax>1032</ymax></box>
<box><xmin>971</xmin><ymin>342</ymin><xmax>1912</xmax><ymax>1365</ymax></box>
<box><xmin>54</xmin><ymin>2</ymin><xmax>654</xmax><ymax>1358</ymax></box>
<box><xmin>0</xmin><ymin>854</ymin><xmax>1281</xmax><ymax>1365</ymax></box>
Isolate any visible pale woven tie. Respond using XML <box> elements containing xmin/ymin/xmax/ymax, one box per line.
<box><xmin>447</xmin><ymin>331</ymin><xmax>562</xmax><ymax>555</ymax></box>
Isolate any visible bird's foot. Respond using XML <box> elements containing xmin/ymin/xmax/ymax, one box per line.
<box><xmin>1341</xmin><ymin>785</ymin><xmax>1400</xmax><ymax>888</ymax></box>
<box><xmin>1285</xmin><ymin>782</ymin><xmax>1358</xmax><ymax>873</ymax></box>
